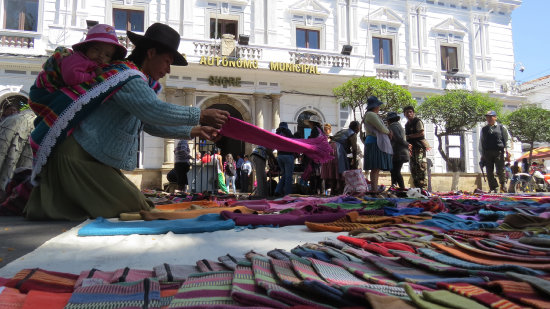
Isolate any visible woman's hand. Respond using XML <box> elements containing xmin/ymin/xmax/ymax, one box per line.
<box><xmin>190</xmin><ymin>126</ymin><xmax>220</xmax><ymax>141</ymax></box>
<box><xmin>200</xmin><ymin>109</ymin><xmax>230</xmax><ymax>129</ymax></box>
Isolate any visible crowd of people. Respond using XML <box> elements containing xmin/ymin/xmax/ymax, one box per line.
<box><xmin>0</xmin><ymin>21</ymin><xmax>548</xmax><ymax>221</ymax></box>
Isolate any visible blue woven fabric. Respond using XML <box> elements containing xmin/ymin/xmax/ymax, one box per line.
<box><xmin>418</xmin><ymin>213</ymin><xmax>499</xmax><ymax>230</ymax></box>
<box><xmin>78</xmin><ymin>214</ymin><xmax>235</xmax><ymax>236</ymax></box>
<box><xmin>291</xmin><ymin>246</ymin><xmax>332</xmax><ymax>262</ymax></box>
<box><xmin>384</xmin><ymin>207</ymin><xmax>423</xmax><ymax>216</ymax></box>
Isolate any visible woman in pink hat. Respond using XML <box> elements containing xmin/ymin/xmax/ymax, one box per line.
<box><xmin>25</xmin><ymin>23</ymin><xmax>229</xmax><ymax>220</ymax></box>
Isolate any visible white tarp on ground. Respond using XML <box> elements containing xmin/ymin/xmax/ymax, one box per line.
<box><xmin>0</xmin><ymin>219</ymin><xmax>348</xmax><ymax>278</ymax></box>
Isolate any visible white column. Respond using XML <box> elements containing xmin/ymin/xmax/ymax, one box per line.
<box><xmin>182</xmin><ymin>87</ymin><xmax>196</xmax><ymax>106</ymax></box>
<box><xmin>253</xmin><ymin>93</ymin><xmax>265</xmax><ymax>129</ymax></box>
<box><xmin>162</xmin><ymin>88</ymin><xmax>178</xmax><ymax>168</ymax></box>
<box><xmin>271</xmin><ymin>94</ymin><xmax>281</xmax><ymax>130</ymax></box>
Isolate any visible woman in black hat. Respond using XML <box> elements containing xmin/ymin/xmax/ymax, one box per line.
<box><xmin>387</xmin><ymin>112</ymin><xmax>409</xmax><ymax>189</ymax></box>
<box><xmin>363</xmin><ymin>96</ymin><xmax>393</xmax><ymax>192</ymax></box>
<box><xmin>25</xmin><ymin>23</ymin><xmax>230</xmax><ymax>220</ymax></box>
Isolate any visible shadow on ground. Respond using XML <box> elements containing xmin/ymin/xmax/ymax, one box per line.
<box><xmin>0</xmin><ymin>217</ymin><xmax>80</xmax><ymax>268</ymax></box>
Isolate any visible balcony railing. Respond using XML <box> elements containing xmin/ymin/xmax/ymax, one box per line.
<box><xmin>445</xmin><ymin>74</ymin><xmax>467</xmax><ymax>88</ymax></box>
<box><xmin>193</xmin><ymin>42</ymin><xmax>262</xmax><ymax>60</ymax></box>
<box><xmin>289</xmin><ymin>51</ymin><xmax>350</xmax><ymax>67</ymax></box>
<box><xmin>376</xmin><ymin>68</ymin><xmax>399</xmax><ymax>79</ymax></box>
<box><xmin>0</xmin><ymin>33</ymin><xmax>35</xmax><ymax>48</ymax></box>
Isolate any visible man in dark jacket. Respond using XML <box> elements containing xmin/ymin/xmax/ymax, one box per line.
<box><xmin>479</xmin><ymin>110</ymin><xmax>510</xmax><ymax>193</ymax></box>
<box><xmin>404</xmin><ymin>106</ymin><xmax>430</xmax><ymax>189</ymax></box>
<box><xmin>274</xmin><ymin>122</ymin><xmax>295</xmax><ymax>196</ymax></box>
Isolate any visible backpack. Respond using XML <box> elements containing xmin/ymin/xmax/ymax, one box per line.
<box><xmin>226</xmin><ymin>163</ymin><xmax>236</xmax><ymax>176</ymax></box>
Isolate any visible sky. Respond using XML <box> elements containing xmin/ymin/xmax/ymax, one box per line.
<box><xmin>512</xmin><ymin>1</ymin><xmax>550</xmax><ymax>83</ymax></box>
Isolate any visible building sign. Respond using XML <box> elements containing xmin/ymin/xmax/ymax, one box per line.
<box><xmin>200</xmin><ymin>56</ymin><xmax>259</xmax><ymax>69</ymax></box>
<box><xmin>209</xmin><ymin>76</ymin><xmax>241</xmax><ymax>87</ymax></box>
<box><xmin>199</xmin><ymin>56</ymin><xmax>321</xmax><ymax>75</ymax></box>
<box><xmin>268</xmin><ymin>62</ymin><xmax>320</xmax><ymax>75</ymax></box>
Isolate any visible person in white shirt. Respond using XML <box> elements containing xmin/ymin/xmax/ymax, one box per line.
<box><xmin>240</xmin><ymin>155</ymin><xmax>252</xmax><ymax>193</ymax></box>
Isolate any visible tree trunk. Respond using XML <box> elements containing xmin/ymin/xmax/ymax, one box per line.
<box><xmin>528</xmin><ymin>142</ymin><xmax>534</xmax><ymax>165</ymax></box>
<box><xmin>435</xmin><ymin>127</ymin><xmax>458</xmax><ymax>191</ymax></box>
<box><xmin>451</xmin><ymin>171</ymin><xmax>460</xmax><ymax>191</ymax></box>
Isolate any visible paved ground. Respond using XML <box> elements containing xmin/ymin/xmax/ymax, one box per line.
<box><xmin>0</xmin><ymin>217</ymin><xmax>80</xmax><ymax>269</ymax></box>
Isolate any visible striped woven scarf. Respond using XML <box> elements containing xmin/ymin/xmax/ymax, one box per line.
<box><xmin>29</xmin><ymin>48</ymin><xmax>160</xmax><ymax>185</ymax></box>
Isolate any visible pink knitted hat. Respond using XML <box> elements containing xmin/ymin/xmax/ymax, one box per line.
<box><xmin>72</xmin><ymin>24</ymin><xmax>127</xmax><ymax>60</ymax></box>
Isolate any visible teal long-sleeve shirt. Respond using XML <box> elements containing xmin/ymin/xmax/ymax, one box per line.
<box><xmin>73</xmin><ymin>78</ymin><xmax>200</xmax><ymax>171</ymax></box>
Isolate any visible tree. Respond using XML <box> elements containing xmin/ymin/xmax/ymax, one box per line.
<box><xmin>502</xmin><ymin>105</ymin><xmax>550</xmax><ymax>163</ymax></box>
<box><xmin>333</xmin><ymin>76</ymin><xmax>415</xmax><ymax>136</ymax></box>
<box><xmin>417</xmin><ymin>90</ymin><xmax>502</xmax><ymax>173</ymax></box>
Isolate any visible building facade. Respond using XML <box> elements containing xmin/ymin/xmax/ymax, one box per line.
<box><xmin>0</xmin><ymin>0</ymin><xmax>524</xmax><ymax>187</ymax></box>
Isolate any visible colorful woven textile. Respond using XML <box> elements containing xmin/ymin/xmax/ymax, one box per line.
<box><xmin>153</xmin><ymin>264</ymin><xmax>199</xmax><ymax>282</ymax></box>
<box><xmin>196</xmin><ymin>259</ymin><xmax>230</xmax><ymax>272</ymax></box>
<box><xmin>391</xmin><ymin>250</ymin><xmax>508</xmax><ymax>280</ymax></box>
<box><xmin>267</xmin><ymin>248</ymin><xmax>300</xmax><ymax>261</ymax></box>
<box><xmin>418</xmin><ymin>213</ymin><xmax>499</xmax><ymax>231</ymax></box>
<box><xmin>168</xmin><ymin>271</ymin><xmax>242</xmax><ymax>308</ymax></box>
<box><xmin>306</xmin><ymin>213</ymin><xmax>431</xmax><ymax>232</ymax></box>
<box><xmin>307</xmin><ymin>257</ymin><xmax>368</xmax><ymax>286</ymax></box>
<box><xmin>77</xmin><ymin>214</ymin><xmax>236</xmax><ymax>236</ymax></box>
<box><xmin>0</xmin><ymin>287</ymin><xmax>26</xmax><ymax>309</ymax></box>
<box><xmin>363</xmin><ymin>255</ymin><xmax>485</xmax><ymax>287</ymax></box>
<box><xmin>407</xmin><ymin>197</ymin><xmax>447</xmax><ymax>213</ymax></box>
<box><xmin>230</xmin><ymin>262</ymin><xmax>287</xmax><ymax>308</ymax></box>
<box><xmin>270</xmin><ymin>258</ymin><xmax>303</xmax><ymax>286</ymax></box>
<box><xmin>437</xmin><ymin>282</ymin><xmax>525</xmax><ymax>309</ymax></box>
<box><xmin>331</xmin><ymin>258</ymin><xmax>397</xmax><ymax>286</ymax></box>
<box><xmin>403</xmin><ymin>284</ymin><xmax>449</xmax><ymax>309</ymax></box>
<box><xmin>75</xmin><ymin>267</ymin><xmax>153</xmax><ymax>288</ymax></box>
<box><xmin>218</xmin><ymin>254</ymin><xmax>248</xmax><ymax>270</ymax></box>
<box><xmin>141</xmin><ymin>206</ymin><xmax>256</xmax><ymax>221</ymax></box>
<box><xmin>21</xmin><ymin>290</ymin><xmax>71</xmax><ymax>309</ymax></box>
<box><xmin>506</xmin><ymin>272</ymin><xmax>550</xmax><ymax>297</ymax></box>
<box><xmin>5</xmin><ymin>268</ymin><xmax>78</xmax><ymax>293</ymax></box>
<box><xmin>65</xmin><ymin>278</ymin><xmax>167</xmax><ymax>309</ymax></box>
<box><xmin>366</xmin><ymin>293</ymin><xmax>416</xmax><ymax>309</ymax></box>
<box><xmin>445</xmin><ymin>235</ymin><xmax>550</xmax><ymax>263</ymax></box>
<box><xmin>487</xmin><ymin>280</ymin><xmax>550</xmax><ymax>309</ymax></box>
<box><xmin>473</xmin><ymin>239</ymin><xmax>550</xmax><ymax>259</ymax></box>
<box><xmin>417</xmin><ymin>248</ymin><xmax>545</xmax><ymax>275</ymax></box>
<box><xmin>220</xmin><ymin>117</ymin><xmax>333</xmax><ymax>163</ymax></box>
<box><xmin>418</xmin><ymin>287</ymin><xmax>490</xmax><ymax>309</ymax></box>
<box><xmin>251</xmin><ymin>256</ymin><xmax>334</xmax><ymax>308</ymax></box>
<box><xmin>431</xmin><ymin>242</ymin><xmax>550</xmax><ymax>270</ymax></box>
<box><xmin>291</xmin><ymin>246</ymin><xmax>332</xmax><ymax>262</ymax></box>
<box><xmin>341</xmin><ymin>283</ymin><xmax>410</xmax><ymax>298</ymax></box>
<box><xmin>29</xmin><ymin>57</ymin><xmax>148</xmax><ymax>185</ymax></box>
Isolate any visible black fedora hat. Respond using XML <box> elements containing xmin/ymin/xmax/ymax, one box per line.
<box><xmin>386</xmin><ymin>111</ymin><xmax>400</xmax><ymax>121</ymax></box>
<box><xmin>127</xmin><ymin>23</ymin><xmax>188</xmax><ymax>66</ymax></box>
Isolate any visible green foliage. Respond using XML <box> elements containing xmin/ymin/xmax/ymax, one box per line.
<box><xmin>333</xmin><ymin>76</ymin><xmax>416</xmax><ymax>121</ymax></box>
<box><xmin>416</xmin><ymin>90</ymin><xmax>502</xmax><ymax>169</ymax></box>
<box><xmin>417</xmin><ymin>90</ymin><xmax>502</xmax><ymax>135</ymax></box>
<box><xmin>502</xmin><ymin>105</ymin><xmax>550</xmax><ymax>147</ymax></box>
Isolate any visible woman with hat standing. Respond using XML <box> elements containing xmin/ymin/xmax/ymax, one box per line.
<box><xmin>25</xmin><ymin>23</ymin><xmax>229</xmax><ymax>220</ymax></box>
<box><xmin>387</xmin><ymin>112</ymin><xmax>409</xmax><ymax>189</ymax></box>
<box><xmin>363</xmin><ymin>96</ymin><xmax>393</xmax><ymax>192</ymax></box>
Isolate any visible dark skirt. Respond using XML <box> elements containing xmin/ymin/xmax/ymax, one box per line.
<box><xmin>363</xmin><ymin>141</ymin><xmax>393</xmax><ymax>171</ymax></box>
<box><xmin>24</xmin><ymin>135</ymin><xmax>152</xmax><ymax>221</ymax></box>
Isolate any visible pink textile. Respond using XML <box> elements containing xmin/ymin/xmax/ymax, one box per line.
<box><xmin>60</xmin><ymin>52</ymin><xmax>99</xmax><ymax>86</ymax></box>
<box><xmin>219</xmin><ymin>117</ymin><xmax>334</xmax><ymax>163</ymax></box>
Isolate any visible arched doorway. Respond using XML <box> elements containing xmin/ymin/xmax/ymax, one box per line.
<box><xmin>296</xmin><ymin>110</ymin><xmax>320</xmax><ymax>139</ymax></box>
<box><xmin>207</xmin><ymin>103</ymin><xmax>246</xmax><ymax>160</ymax></box>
